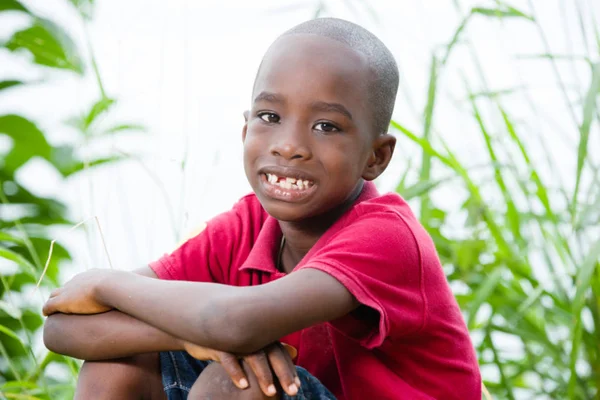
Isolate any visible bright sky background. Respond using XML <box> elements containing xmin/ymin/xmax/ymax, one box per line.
<box><xmin>1</xmin><ymin>0</ymin><xmax>598</xmax><ymax>278</ymax></box>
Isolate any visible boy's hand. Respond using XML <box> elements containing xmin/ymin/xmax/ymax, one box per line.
<box><xmin>42</xmin><ymin>269</ymin><xmax>115</xmax><ymax>316</ymax></box>
<box><xmin>182</xmin><ymin>340</ymin><xmax>300</xmax><ymax>397</ymax></box>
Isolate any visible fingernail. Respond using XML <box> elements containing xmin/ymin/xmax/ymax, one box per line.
<box><xmin>239</xmin><ymin>378</ymin><xmax>248</xmax><ymax>388</ymax></box>
<box><xmin>267</xmin><ymin>384</ymin><xmax>276</xmax><ymax>395</ymax></box>
<box><xmin>288</xmin><ymin>384</ymin><xmax>298</xmax><ymax>395</ymax></box>
<box><xmin>295</xmin><ymin>377</ymin><xmax>301</xmax><ymax>387</ymax></box>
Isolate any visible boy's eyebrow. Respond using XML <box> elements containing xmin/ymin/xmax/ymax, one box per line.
<box><xmin>254</xmin><ymin>91</ymin><xmax>285</xmax><ymax>105</ymax></box>
<box><xmin>254</xmin><ymin>91</ymin><xmax>353</xmax><ymax>120</ymax></box>
<box><xmin>310</xmin><ymin>101</ymin><xmax>353</xmax><ymax>120</ymax></box>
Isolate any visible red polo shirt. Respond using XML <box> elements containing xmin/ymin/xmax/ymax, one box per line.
<box><xmin>150</xmin><ymin>182</ymin><xmax>481</xmax><ymax>399</ymax></box>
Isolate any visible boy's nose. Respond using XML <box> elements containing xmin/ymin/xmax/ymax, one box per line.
<box><xmin>270</xmin><ymin>143</ymin><xmax>312</xmax><ymax>160</ymax></box>
<box><xmin>269</xmin><ymin>132</ymin><xmax>312</xmax><ymax>161</ymax></box>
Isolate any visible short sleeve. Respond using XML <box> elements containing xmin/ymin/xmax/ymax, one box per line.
<box><xmin>149</xmin><ymin>198</ymin><xmax>256</xmax><ymax>283</ymax></box>
<box><xmin>297</xmin><ymin>210</ymin><xmax>426</xmax><ymax>348</ymax></box>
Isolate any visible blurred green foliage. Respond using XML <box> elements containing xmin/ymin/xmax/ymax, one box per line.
<box><xmin>0</xmin><ymin>0</ymin><xmax>136</xmax><ymax>398</ymax></box>
<box><xmin>392</xmin><ymin>2</ymin><xmax>600</xmax><ymax>398</ymax></box>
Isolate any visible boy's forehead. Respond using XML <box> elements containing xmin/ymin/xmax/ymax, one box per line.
<box><xmin>253</xmin><ymin>34</ymin><xmax>372</xmax><ymax>99</ymax></box>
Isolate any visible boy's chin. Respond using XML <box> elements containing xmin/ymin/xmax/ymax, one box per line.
<box><xmin>261</xmin><ymin>202</ymin><xmax>318</xmax><ymax>222</ymax></box>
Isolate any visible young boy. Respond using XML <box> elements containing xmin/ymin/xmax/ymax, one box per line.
<box><xmin>43</xmin><ymin>18</ymin><xmax>481</xmax><ymax>399</ymax></box>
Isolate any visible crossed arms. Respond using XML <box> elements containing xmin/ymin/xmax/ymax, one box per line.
<box><xmin>43</xmin><ymin>266</ymin><xmax>358</xmax><ymax>359</ymax></box>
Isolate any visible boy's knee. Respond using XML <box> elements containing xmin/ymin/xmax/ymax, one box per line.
<box><xmin>189</xmin><ymin>361</ymin><xmax>278</xmax><ymax>400</ymax></box>
<box><xmin>76</xmin><ymin>353</ymin><xmax>164</xmax><ymax>400</ymax></box>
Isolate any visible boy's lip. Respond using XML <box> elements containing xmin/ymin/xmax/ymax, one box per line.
<box><xmin>258</xmin><ymin>166</ymin><xmax>317</xmax><ymax>183</ymax></box>
<box><xmin>258</xmin><ymin>166</ymin><xmax>318</xmax><ymax>203</ymax></box>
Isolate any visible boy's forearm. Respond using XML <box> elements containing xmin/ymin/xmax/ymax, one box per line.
<box><xmin>96</xmin><ymin>271</ymin><xmax>253</xmax><ymax>352</ymax></box>
<box><xmin>44</xmin><ymin>267</ymin><xmax>356</xmax><ymax>354</ymax></box>
<box><xmin>95</xmin><ymin>269</ymin><xmax>356</xmax><ymax>354</ymax></box>
<box><xmin>44</xmin><ymin>310</ymin><xmax>183</xmax><ymax>360</ymax></box>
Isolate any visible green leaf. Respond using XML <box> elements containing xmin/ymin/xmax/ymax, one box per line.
<box><xmin>398</xmin><ymin>179</ymin><xmax>443</xmax><ymax>201</ymax></box>
<box><xmin>0</xmin><ymin>114</ymin><xmax>51</xmax><ymax>175</ymax></box>
<box><xmin>5</xmin><ymin>18</ymin><xmax>84</xmax><ymax>74</ymax></box>
<box><xmin>68</xmin><ymin>0</ymin><xmax>95</xmax><ymax>19</ymax></box>
<box><xmin>572</xmin><ymin>238</ymin><xmax>600</xmax><ymax>317</ymax></box>
<box><xmin>472</xmin><ymin>6</ymin><xmax>534</xmax><ymax>21</ymax></box>
<box><xmin>467</xmin><ymin>86</ymin><xmax>522</xmax><ymax>244</ymax></box>
<box><xmin>103</xmin><ymin>123</ymin><xmax>146</xmax><ymax>135</ymax></box>
<box><xmin>441</xmin><ymin>14</ymin><xmax>470</xmax><ymax>66</ymax></box>
<box><xmin>0</xmin><ymin>324</ymin><xmax>24</xmax><ymax>344</ymax></box>
<box><xmin>0</xmin><ymin>300</ymin><xmax>22</xmax><ymax>319</ymax></box>
<box><xmin>82</xmin><ymin>97</ymin><xmax>115</xmax><ymax>131</ymax></box>
<box><xmin>2</xmin><ymin>272</ymin><xmax>36</xmax><ymax>296</ymax></box>
<box><xmin>0</xmin><ymin>381</ymin><xmax>38</xmax><ymax>392</ymax></box>
<box><xmin>0</xmin><ymin>308</ymin><xmax>44</xmax><ymax>333</ymax></box>
<box><xmin>568</xmin><ymin>238</ymin><xmax>600</xmax><ymax>396</ymax></box>
<box><xmin>0</xmin><ymin>0</ymin><xmax>30</xmax><ymax>13</ymax></box>
<box><xmin>572</xmin><ymin>62</ymin><xmax>600</xmax><ymax>217</ymax></box>
<box><xmin>0</xmin><ymin>80</ymin><xmax>24</xmax><ymax>91</ymax></box>
<box><xmin>0</xmin><ymin>231</ymin><xmax>24</xmax><ymax>245</ymax></box>
<box><xmin>55</xmin><ymin>155</ymin><xmax>126</xmax><ymax>177</ymax></box>
<box><xmin>419</xmin><ymin>55</ymin><xmax>438</xmax><ymax>224</ymax></box>
<box><xmin>0</xmin><ymin>248</ymin><xmax>37</xmax><ymax>277</ymax></box>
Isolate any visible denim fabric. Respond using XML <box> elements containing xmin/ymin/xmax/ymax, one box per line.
<box><xmin>160</xmin><ymin>351</ymin><xmax>336</xmax><ymax>399</ymax></box>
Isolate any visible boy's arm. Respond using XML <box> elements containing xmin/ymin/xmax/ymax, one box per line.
<box><xmin>43</xmin><ymin>267</ymin><xmax>184</xmax><ymax>360</ymax></box>
<box><xmin>43</xmin><ymin>268</ymin><xmax>359</xmax><ymax>354</ymax></box>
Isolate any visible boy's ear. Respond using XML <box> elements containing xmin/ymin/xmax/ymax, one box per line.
<box><xmin>362</xmin><ymin>133</ymin><xmax>396</xmax><ymax>181</ymax></box>
<box><xmin>242</xmin><ymin>110</ymin><xmax>249</xmax><ymax>142</ymax></box>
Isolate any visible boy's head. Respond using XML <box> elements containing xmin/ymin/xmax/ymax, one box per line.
<box><xmin>242</xmin><ymin>18</ymin><xmax>399</xmax><ymax>222</ymax></box>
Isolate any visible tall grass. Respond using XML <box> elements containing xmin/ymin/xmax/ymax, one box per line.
<box><xmin>392</xmin><ymin>1</ymin><xmax>600</xmax><ymax>398</ymax></box>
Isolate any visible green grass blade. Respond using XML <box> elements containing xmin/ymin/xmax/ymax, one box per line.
<box><xmin>467</xmin><ymin>90</ymin><xmax>522</xmax><ymax>244</ymax></box>
<box><xmin>572</xmin><ymin>62</ymin><xmax>600</xmax><ymax>218</ymax></box>
<box><xmin>471</xmin><ymin>6</ymin><xmax>534</xmax><ymax>20</ymax></box>
<box><xmin>419</xmin><ymin>55</ymin><xmax>439</xmax><ymax>224</ymax></box>
<box><xmin>467</xmin><ymin>267</ymin><xmax>503</xmax><ymax>328</ymax></box>
<box><xmin>569</xmin><ymin>237</ymin><xmax>600</xmax><ymax>397</ymax></box>
<box><xmin>572</xmin><ymin>238</ymin><xmax>600</xmax><ymax>317</ymax></box>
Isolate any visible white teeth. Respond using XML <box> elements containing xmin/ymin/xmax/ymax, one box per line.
<box><xmin>266</xmin><ymin>173</ymin><xmax>313</xmax><ymax>189</ymax></box>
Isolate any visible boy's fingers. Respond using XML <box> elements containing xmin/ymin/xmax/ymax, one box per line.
<box><xmin>42</xmin><ymin>299</ymin><xmax>58</xmax><ymax>316</ymax></box>
<box><xmin>281</xmin><ymin>343</ymin><xmax>297</xmax><ymax>360</ymax></box>
<box><xmin>280</xmin><ymin>343</ymin><xmax>301</xmax><ymax>387</ymax></box>
<box><xmin>245</xmin><ymin>351</ymin><xmax>276</xmax><ymax>396</ymax></box>
<box><xmin>267</xmin><ymin>343</ymin><xmax>299</xmax><ymax>396</ymax></box>
<box><xmin>218</xmin><ymin>353</ymin><xmax>249</xmax><ymax>389</ymax></box>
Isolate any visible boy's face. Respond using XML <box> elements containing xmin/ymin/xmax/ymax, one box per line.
<box><xmin>243</xmin><ymin>34</ymin><xmax>390</xmax><ymax>221</ymax></box>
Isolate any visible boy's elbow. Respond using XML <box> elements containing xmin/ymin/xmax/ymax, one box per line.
<box><xmin>43</xmin><ymin>315</ymin><xmax>65</xmax><ymax>354</ymax></box>
<box><xmin>202</xmin><ymin>300</ymin><xmax>267</xmax><ymax>354</ymax></box>
<box><xmin>218</xmin><ymin>324</ymin><xmax>264</xmax><ymax>354</ymax></box>
<box><xmin>43</xmin><ymin>314</ymin><xmax>82</xmax><ymax>358</ymax></box>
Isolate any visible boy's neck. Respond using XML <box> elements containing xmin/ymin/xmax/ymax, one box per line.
<box><xmin>277</xmin><ymin>180</ymin><xmax>364</xmax><ymax>274</ymax></box>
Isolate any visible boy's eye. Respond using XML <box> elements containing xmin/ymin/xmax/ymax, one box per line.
<box><xmin>258</xmin><ymin>112</ymin><xmax>280</xmax><ymax>123</ymax></box>
<box><xmin>314</xmin><ymin>122</ymin><xmax>340</xmax><ymax>133</ymax></box>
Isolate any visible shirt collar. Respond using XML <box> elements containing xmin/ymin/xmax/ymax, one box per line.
<box><xmin>239</xmin><ymin>216</ymin><xmax>282</xmax><ymax>273</ymax></box>
<box><xmin>239</xmin><ymin>181</ymin><xmax>379</xmax><ymax>274</ymax></box>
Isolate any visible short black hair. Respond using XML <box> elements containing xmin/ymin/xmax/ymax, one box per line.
<box><xmin>280</xmin><ymin>18</ymin><xmax>399</xmax><ymax>135</ymax></box>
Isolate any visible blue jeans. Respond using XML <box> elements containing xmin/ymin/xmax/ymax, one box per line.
<box><xmin>160</xmin><ymin>351</ymin><xmax>336</xmax><ymax>399</ymax></box>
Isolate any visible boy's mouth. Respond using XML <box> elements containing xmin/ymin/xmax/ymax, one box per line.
<box><xmin>264</xmin><ymin>173</ymin><xmax>315</xmax><ymax>190</ymax></box>
<box><xmin>260</xmin><ymin>172</ymin><xmax>317</xmax><ymax>202</ymax></box>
